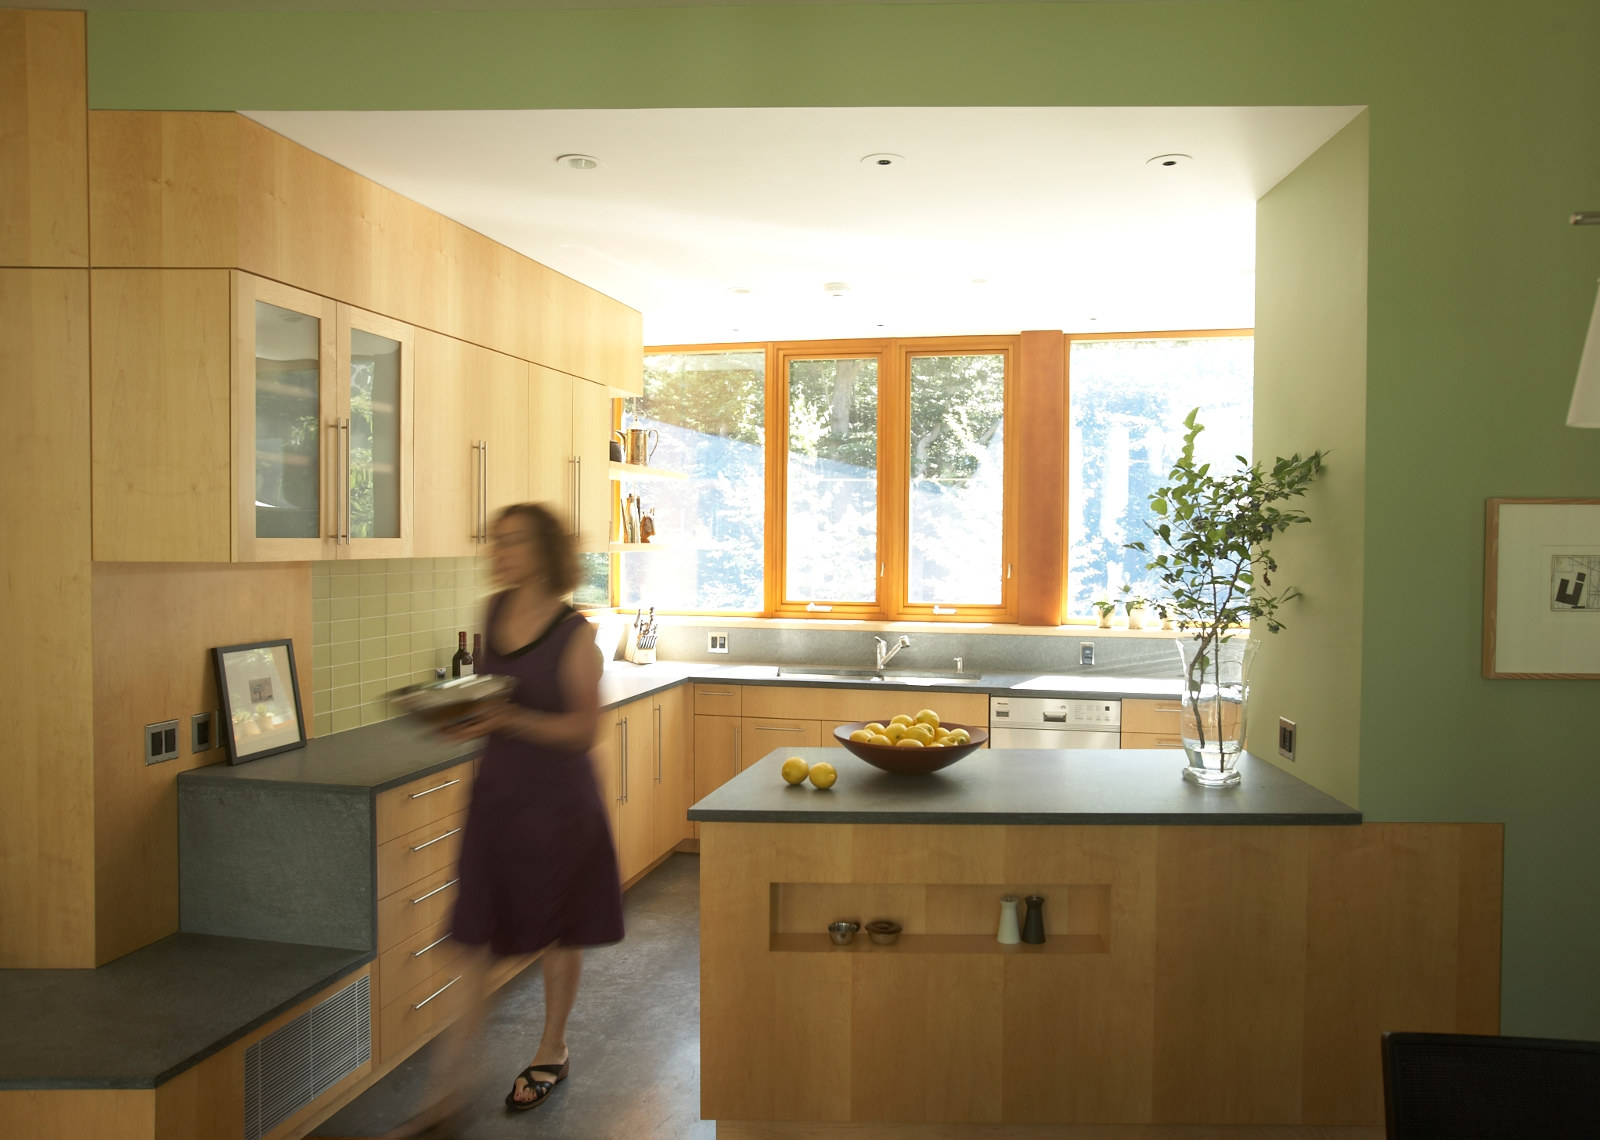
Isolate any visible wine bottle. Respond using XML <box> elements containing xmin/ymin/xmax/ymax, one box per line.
<box><xmin>470</xmin><ymin>633</ymin><xmax>481</xmax><ymax>675</ymax></box>
<box><xmin>451</xmin><ymin>631</ymin><xmax>468</xmax><ymax>678</ymax></box>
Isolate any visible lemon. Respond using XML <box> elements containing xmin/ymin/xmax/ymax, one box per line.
<box><xmin>868</xmin><ymin>733</ymin><xmax>893</xmax><ymax>746</ymax></box>
<box><xmin>889</xmin><ymin>714</ymin><xmax>914</xmax><ymax>727</ymax></box>
<box><xmin>848</xmin><ymin>728</ymin><xmax>874</xmax><ymax>743</ymax></box>
<box><xmin>926</xmin><ymin>741</ymin><xmax>944</xmax><ymax>748</ymax></box>
<box><xmin>863</xmin><ymin>722</ymin><xmax>886</xmax><ymax>735</ymax></box>
<box><xmin>914</xmin><ymin>709</ymin><xmax>940</xmax><ymax>728</ymax></box>
<box><xmin>906</xmin><ymin>723</ymin><xmax>936</xmax><ymax>742</ymax></box>
<box><xmin>808</xmin><ymin>761</ymin><xmax>837</xmax><ymax>789</ymax></box>
<box><xmin>781</xmin><ymin>756</ymin><xmax>811</xmax><ymax>785</ymax></box>
<box><xmin>946</xmin><ymin>728</ymin><xmax>970</xmax><ymax>745</ymax></box>
<box><xmin>883</xmin><ymin>723</ymin><xmax>908</xmax><ymax>742</ymax></box>
<box><xmin>895</xmin><ymin>736</ymin><xmax>925</xmax><ymax>748</ymax></box>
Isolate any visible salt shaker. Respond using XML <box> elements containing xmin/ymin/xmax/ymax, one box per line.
<box><xmin>997</xmin><ymin>895</ymin><xmax>1020</xmax><ymax>944</ymax></box>
<box><xmin>1022</xmin><ymin>895</ymin><xmax>1046</xmax><ymax>944</ymax></box>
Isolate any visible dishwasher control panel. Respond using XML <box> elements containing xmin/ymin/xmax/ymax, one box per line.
<box><xmin>990</xmin><ymin>696</ymin><xmax>1121</xmax><ymax>728</ymax></box>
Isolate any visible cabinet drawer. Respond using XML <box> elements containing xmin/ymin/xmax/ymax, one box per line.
<box><xmin>694</xmin><ymin>684</ymin><xmax>742</xmax><ymax>717</ymax></box>
<box><xmin>739</xmin><ymin>717</ymin><xmax>820</xmax><ymax>767</ymax></box>
<box><xmin>379</xmin><ymin>959</ymin><xmax>470</xmax><ymax>1063</ymax></box>
<box><xmin>378</xmin><ymin>915</ymin><xmax>465</xmax><ymax>1003</ymax></box>
<box><xmin>376</xmin><ymin>763</ymin><xmax>473</xmax><ymax>843</ymax></box>
<box><xmin>1121</xmin><ymin>698</ymin><xmax>1183</xmax><ymax>735</ymax></box>
<box><xmin>377</xmin><ymin>810</ymin><xmax>467</xmax><ymax>899</ymax></box>
<box><xmin>1120</xmin><ymin>730</ymin><xmax>1187</xmax><ymax>750</ymax></box>
<box><xmin>377</xmin><ymin>864</ymin><xmax>460</xmax><ymax>952</ymax></box>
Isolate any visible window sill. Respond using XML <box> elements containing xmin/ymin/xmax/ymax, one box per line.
<box><xmin>592</xmin><ymin>611</ymin><xmax>1194</xmax><ymax>638</ymax></box>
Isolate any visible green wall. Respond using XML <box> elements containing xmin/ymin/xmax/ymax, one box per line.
<box><xmin>87</xmin><ymin>0</ymin><xmax>1600</xmax><ymax>1039</ymax></box>
<box><xmin>1251</xmin><ymin>113</ymin><xmax>1369</xmax><ymax>811</ymax></box>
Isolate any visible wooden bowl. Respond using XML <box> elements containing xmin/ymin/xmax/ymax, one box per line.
<box><xmin>831</xmin><ymin>721</ymin><xmax>988</xmax><ymax>775</ymax></box>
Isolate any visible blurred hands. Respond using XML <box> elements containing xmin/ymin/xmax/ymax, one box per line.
<box><xmin>436</xmin><ymin>699</ymin><xmax>525</xmax><ymax>743</ymax></box>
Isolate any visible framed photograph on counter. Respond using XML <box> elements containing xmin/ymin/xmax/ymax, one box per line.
<box><xmin>213</xmin><ymin>638</ymin><xmax>308</xmax><ymax>763</ymax></box>
<box><xmin>1483</xmin><ymin>498</ymin><xmax>1600</xmax><ymax>679</ymax></box>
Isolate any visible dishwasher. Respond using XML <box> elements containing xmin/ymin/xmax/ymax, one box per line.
<box><xmin>988</xmin><ymin>696</ymin><xmax>1121</xmax><ymax>748</ymax></box>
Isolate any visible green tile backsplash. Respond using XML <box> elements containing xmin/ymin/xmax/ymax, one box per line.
<box><xmin>311</xmin><ymin>557</ymin><xmax>495</xmax><ymax>736</ymax></box>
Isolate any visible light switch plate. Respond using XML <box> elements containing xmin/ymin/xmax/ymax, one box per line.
<box><xmin>708</xmin><ymin>632</ymin><xmax>729</xmax><ymax>653</ymax></box>
<box><xmin>1079</xmin><ymin>642</ymin><xmax>1095</xmax><ymax>666</ymax></box>
<box><xmin>191</xmin><ymin>711</ymin><xmax>216</xmax><ymax>754</ymax></box>
<box><xmin>145</xmin><ymin>719</ymin><xmax>180</xmax><ymax>765</ymax></box>
<box><xmin>1278</xmin><ymin>717</ymin><xmax>1297</xmax><ymax>761</ymax></box>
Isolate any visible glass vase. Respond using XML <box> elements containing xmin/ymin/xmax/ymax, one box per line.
<box><xmin>1175</xmin><ymin>637</ymin><xmax>1259</xmax><ymax>787</ymax></box>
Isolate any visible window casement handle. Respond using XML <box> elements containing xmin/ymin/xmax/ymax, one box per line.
<box><xmin>805</xmin><ymin>602</ymin><xmax>832</xmax><ymax>612</ymax></box>
<box><xmin>933</xmin><ymin>605</ymin><xmax>958</xmax><ymax>615</ymax></box>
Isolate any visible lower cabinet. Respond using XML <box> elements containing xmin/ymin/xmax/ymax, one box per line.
<box><xmin>599</xmin><ymin>690</ymin><xmax>693</xmax><ymax>883</ymax></box>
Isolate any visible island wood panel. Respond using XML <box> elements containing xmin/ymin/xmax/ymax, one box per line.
<box><xmin>0</xmin><ymin>12</ymin><xmax>87</xmax><ymax>268</ymax></box>
<box><xmin>90</xmin><ymin>561</ymin><xmax>313</xmax><ymax>964</ymax></box>
<box><xmin>88</xmin><ymin>112</ymin><xmax>239</xmax><ymax>268</ymax></box>
<box><xmin>700</xmin><ymin>821</ymin><xmax>1501</xmax><ymax>1129</ymax></box>
<box><xmin>90</xmin><ymin>268</ymin><xmax>234</xmax><ymax>563</ymax></box>
<box><xmin>1016</xmin><ymin>330</ymin><xmax>1066</xmax><ymax>626</ymax></box>
<box><xmin>0</xmin><ymin>268</ymin><xmax>95</xmax><ymax>968</ymax></box>
<box><xmin>90</xmin><ymin>111</ymin><xmax>641</xmax><ymax>390</ymax></box>
<box><xmin>0</xmin><ymin>1091</ymin><xmax>152</xmax><ymax>1140</ymax></box>
<box><xmin>739</xmin><ymin>685</ymin><xmax>988</xmax><ymax>729</ymax></box>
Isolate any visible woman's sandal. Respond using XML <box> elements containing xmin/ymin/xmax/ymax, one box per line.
<box><xmin>504</xmin><ymin>1056</ymin><xmax>570</xmax><ymax>1111</ymax></box>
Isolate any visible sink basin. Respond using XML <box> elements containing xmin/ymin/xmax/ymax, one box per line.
<box><xmin>773</xmin><ymin>666</ymin><xmax>979</xmax><ymax>685</ymax></box>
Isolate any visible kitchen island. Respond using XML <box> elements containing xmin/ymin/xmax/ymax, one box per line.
<box><xmin>689</xmin><ymin>748</ymin><xmax>1500</xmax><ymax>1138</ymax></box>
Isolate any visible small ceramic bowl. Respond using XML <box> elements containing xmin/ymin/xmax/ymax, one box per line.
<box><xmin>865</xmin><ymin>920</ymin><xmax>902</xmax><ymax>946</ymax></box>
<box><xmin>828</xmin><ymin>921</ymin><xmax>860</xmax><ymax>945</ymax></box>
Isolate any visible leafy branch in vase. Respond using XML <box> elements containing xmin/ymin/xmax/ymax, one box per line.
<box><xmin>1127</xmin><ymin>409</ymin><xmax>1326</xmax><ymax>752</ymax></box>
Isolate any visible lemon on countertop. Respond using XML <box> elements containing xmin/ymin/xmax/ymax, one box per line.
<box><xmin>809</xmin><ymin>761</ymin><xmax>837</xmax><ymax>789</ymax></box>
<box><xmin>781</xmin><ymin>756</ymin><xmax>811</xmax><ymax>785</ymax></box>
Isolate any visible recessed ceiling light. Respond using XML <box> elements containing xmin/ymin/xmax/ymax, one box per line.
<box><xmin>824</xmin><ymin>281</ymin><xmax>851</xmax><ymax>297</ymax></box>
<box><xmin>557</xmin><ymin>154</ymin><xmax>601</xmax><ymax>170</ymax></box>
<box><xmin>1146</xmin><ymin>153</ymin><xmax>1192</xmax><ymax>168</ymax></box>
<box><xmin>860</xmin><ymin>153</ymin><xmax>904</xmax><ymax>167</ymax></box>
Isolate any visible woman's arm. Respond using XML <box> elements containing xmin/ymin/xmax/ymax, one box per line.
<box><xmin>443</xmin><ymin>620</ymin><xmax>602</xmax><ymax>751</ymax></box>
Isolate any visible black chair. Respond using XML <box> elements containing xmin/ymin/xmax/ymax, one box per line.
<box><xmin>1382</xmin><ymin>1031</ymin><xmax>1600</xmax><ymax>1138</ymax></box>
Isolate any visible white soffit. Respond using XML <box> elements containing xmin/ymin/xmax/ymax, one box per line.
<box><xmin>244</xmin><ymin>106</ymin><xmax>1364</xmax><ymax>344</ymax></box>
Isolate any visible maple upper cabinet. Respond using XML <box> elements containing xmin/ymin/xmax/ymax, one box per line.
<box><xmin>92</xmin><ymin>269</ymin><xmax>414</xmax><ymax>562</ymax></box>
<box><xmin>414</xmin><ymin>330</ymin><xmax>530</xmax><ymax>558</ymax></box>
<box><xmin>235</xmin><ymin>274</ymin><xmax>414</xmax><ymax>561</ymax></box>
<box><xmin>528</xmin><ymin>364</ymin><xmax>612</xmax><ymax>553</ymax></box>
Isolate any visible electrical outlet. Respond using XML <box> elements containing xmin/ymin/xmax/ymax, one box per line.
<box><xmin>708</xmin><ymin>632</ymin><xmax>729</xmax><ymax>654</ymax></box>
<box><xmin>145</xmin><ymin>719</ymin><xmax>180</xmax><ymax>765</ymax></box>
<box><xmin>1079</xmin><ymin>641</ymin><xmax>1095</xmax><ymax>666</ymax></box>
<box><xmin>191</xmin><ymin>711</ymin><xmax>216</xmax><ymax>754</ymax></box>
<box><xmin>1278</xmin><ymin>717</ymin><xmax>1297</xmax><ymax>761</ymax></box>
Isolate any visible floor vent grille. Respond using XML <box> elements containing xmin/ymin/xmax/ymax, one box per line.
<box><xmin>244</xmin><ymin>973</ymin><xmax>370</xmax><ymax>1140</ymax></box>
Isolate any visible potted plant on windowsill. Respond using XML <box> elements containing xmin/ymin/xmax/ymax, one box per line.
<box><xmin>1120</xmin><ymin>585</ymin><xmax>1150</xmax><ymax>630</ymax></box>
<box><xmin>1091</xmin><ymin>598</ymin><xmax>1118</xmax><ymax>629</ymax></box>
<box><xmin>1128</xmin><ymin>409</ymin><xmax>1326</xmax><ymax>787</ymax></box>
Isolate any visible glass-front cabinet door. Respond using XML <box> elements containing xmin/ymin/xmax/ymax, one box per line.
<box><xmin>234</xmin><ymin>273</ymin><xmax>338</xmax><ymax>561</ymax></box>
<box><xmin>338</xmin><ymin>306</ymin><xmax>414</xmax><ymax>558</ymax></box>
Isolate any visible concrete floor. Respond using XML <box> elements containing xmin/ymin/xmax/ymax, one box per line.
<box><xmin>316</xmin><ymin>853</ymin><xmax>711</xmax><ymax>1140</ymax></box>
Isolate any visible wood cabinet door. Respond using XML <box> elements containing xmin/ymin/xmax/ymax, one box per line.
<box><xmin>232</xmin><ymin>271</ymin><xmax>339</xmax><ymax>562</ymax></box>
<box><xmin>412</xmin><ymin>329</ymin><xmax>480</xmax><ymax>558</ymax></box>
<box><xmin>590</xmin><ymin>707</ymin><xmax>622</xmax><ymax>852</ymax></box>
<box><xmin>694</xmin><ymin>714</ymin><xmax>740</xmax><ymax>803</ymax></box>
<box><xmin>616</xmin><ymin>696</ymin><xmax>655</xmax><ymax>881</ymax></box>
<box><xmin>482</xmin><ymin>350</ymin><xmax>530</xmax><ymax>521</ymax></box>
<box><xmin>571</xmin><ymin>377</ymin><xmax>613</xmax><ymax>552</ymax></box>
<box><xmin>651</xmin><ymin>686</ymin><xmax>690</xmax><ymax>857</ymax></box>
<box><xmin>739</xmin><ymin>717</ymin><xmax>820</xmax><ymax>771</ymax></box>
<box><xmin>335</xmin><ymin>304</ymin><xmax>414</xmax><ymax>559</ymax></box>
<box><xmin>527</xmin><ymin>363</ymin><xmax>572</xmax><ymax>520</ymax></box>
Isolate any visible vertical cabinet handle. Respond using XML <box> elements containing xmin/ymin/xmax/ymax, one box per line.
<box><xmin>654</xmin><ymin>703</ymin><xmax>663</xmax><ymax>782</ymax></box>
<box><xmin>568</xmin><ymin>456</ymin><xmax>580</xmax><ymax>537</ymax></box>
<box><xmin>618</xmin><ymin>715</ymin><xmax>628</xmax><ymax>804</ymax></box>
<box><xmin>733</xmin><ymin>721</ymin><xmax>741</xmax><ymax>772</ymax></box>
<box><xmin>574</xmin><ymin>454</ymin><xmax>583</xmax><ymax>538</ymax></box>
<box><xmin>480</xmin><ymin>438</ymin><xmax>489</xmax><ymax>542</ymax></box>
<box><xmin>340</xmin><ymin>417</ymin><xmax>352</xmax><ymax>544</ymax></box>
<box><xmin>328</xmin><ymin>419</ymin><xmax>343</xmax><ymax>541</ymax></box>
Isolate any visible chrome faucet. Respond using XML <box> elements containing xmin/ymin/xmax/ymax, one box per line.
<box><xmin>874</xmin><ymin>635</ymin><xmax>911</xmax><ymax>671</ymax></box>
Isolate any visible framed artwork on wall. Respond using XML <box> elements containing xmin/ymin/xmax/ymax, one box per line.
<box><xmin>1483</xmin><ymin>498</ymin><xmax>1600</xmax><ymax>679</ymax></box>
<box><xmin>212</xmin><ymin>638</ymin><xmax>308</xmax><ymax>763</ymax></box>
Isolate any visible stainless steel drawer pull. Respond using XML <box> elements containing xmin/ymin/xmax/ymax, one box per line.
<box><xmin>412</xmin><ymin>974</ymin><xmax>461</xmax><ymax>1010</ymax></box>
<box><xmin>756</xmin><ymin>725</ymin><xmax>804</xmax><ymax>732</ymax></box>
<box><xmin>410</xmin><ymin>878</ymin><xmax>459</xmax><ymax>905</ymax></box>
<box><xmin>699</xmin><ymin>689</ymin><xmax>734</xmax><ymax>696</ymax></box>
<box><xmin>409</xmin><ymin>778</ymin><xmax>461</xmax><ymax>800</ymax></box>
<box><xmin>410</xmin><ymin>827</ymin><xmax>461</xmax><ymax>853</ymax></box>
<box><xmin>412</xmin><ymin>931</ymin><xmax>453</xmax><ymax>958</ymax></box>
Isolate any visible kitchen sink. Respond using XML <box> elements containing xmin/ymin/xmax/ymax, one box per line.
<box><xmin>774</xmin><ymin>666</ymin><xmax>979</xmax><ymax>684</ymax></box>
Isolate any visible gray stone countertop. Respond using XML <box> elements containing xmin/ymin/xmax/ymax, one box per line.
<box><xmin>688</xmin><ymin>747</ymin><xmax>1360</xmax><ymax>826</ymax></box>
<box><xmin>179</xmin><ymin>716</ymin><xmax>481</xmax><ymax>794</ymax></box>
<box><xmin>0</xmin><ymin>934</ymin><xmax>368</xmax><ymax>1089</ymax></box>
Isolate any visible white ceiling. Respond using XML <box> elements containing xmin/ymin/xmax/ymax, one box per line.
<box><xmin>245</xmin><ymin>105</ymin><xmax>1364</xmax><ymax>345</ymax></box>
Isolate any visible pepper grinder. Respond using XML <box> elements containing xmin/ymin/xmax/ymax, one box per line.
<box><xmin>997</xmin><ymin>895</ymin><xmax>1020</xmax><ymax>944</ymax></box>
<box><xmin>1021</xmin><ymin>895</ymin><xmax>1046</xmax><ymax>944</ymax></box>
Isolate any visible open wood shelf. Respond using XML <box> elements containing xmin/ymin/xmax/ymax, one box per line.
<box><xmin>609</xmin><ymin>461</ymin><xmax>686</xmax><ymax>481</ymax></box>
<box><xmin>769</xmin><ymin>932</ymin><xmax>1108</xmax><ymax>955</ymax></box>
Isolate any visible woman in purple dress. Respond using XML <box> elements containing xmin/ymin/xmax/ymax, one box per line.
<box><xmin>405</xmin><ymin>501</ymin><xmax>622</xmax><ymax>1131</ymax></box>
